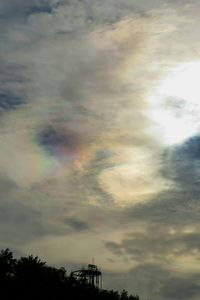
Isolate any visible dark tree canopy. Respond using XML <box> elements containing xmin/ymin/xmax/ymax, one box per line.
<box><xmin>0</xmin><ymin>249</ymin><xmax>140</xmax><ymax>300</ymax></box>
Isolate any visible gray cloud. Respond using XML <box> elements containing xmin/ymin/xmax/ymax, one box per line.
<box><xmin>124</xmin><ymin>135</ymin><xmax>200</xmax><ymax>228</ymax></box>
<box><xmin>161</xmin><ymin>275</ymin><xmax>200</xmax><ymax>300</ymax></box>
<box><xmin>105</xmin><ymin>228</ymin><xmax>200</xmax><ymax>262</ymax></box>
<box><xmin>104</xmin><ymin>264</ymin><xmax>200</xmax><ymax>300</ymax></box>
<box><xmin>1</xmin><ymin>1</ymin><xmax>200</xmax><ymax>300</ymax></box>
<box><xmin>64</xmin><ymin>218</ymin><xmax>90</xmax><ymax>231</ymax></box>
<box><xmin>163</xmin><ymin>135</ymin><xmax>200</xmax><ymax>188</ymax></box>
<box><xmin>98</xmin><ymin>134</ymin><xmax>200</xmax><ymax>298</ymax></box>
<box><xmin>38</xmin><ymin>126</ymin><xmax>83</xmax><ymax>158</ymax></box>
<box><xmin>0</xmin><ymin>0</ymin><xmax>58</xmax><ymax>18</ymax></box>
<box><xmin>0</xmin><ymin>62</ymin><xmax>29</xmax><ymax>113</ymax></box>
<box><xmin>0</xmin><ymin>92</ymin><xmax>25</xmax><ymax>113</ymax></box>
<box><xmin>0</xmin><ymin>198</ymin><xmax>43</xmax><ymax>246</ymax></box>
<box><xmin>127</xmin><ymin>189</ymin><xmax>200</xmax><ymax>227</ymax></box>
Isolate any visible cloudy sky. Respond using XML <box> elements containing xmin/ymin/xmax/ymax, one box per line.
<box><xmin>1</xmin><ymin>0</ymin><xmax>200</xmax><ymax>299</ymax></box>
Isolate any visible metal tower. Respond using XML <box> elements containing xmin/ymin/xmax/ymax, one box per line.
<box><xmin>71</xmin><ymin>264</ymin><xmax>102</xmax><ymax>289</ymax></box>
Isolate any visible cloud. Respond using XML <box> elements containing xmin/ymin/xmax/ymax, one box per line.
<box><xmin>1</xmin><ymin>1</ymin><xmax>200</xmax><ymax>300</ymax></box>
<box><xmin>38</xmin><ymin>126</ymin><xmax>86</xmax><ymax>168</ymax></box>
<box><xmin>161</xmin><ymin>275</ymin><xmax>200</xmax><ymax>300</ymax></box>
<box><xmin>104</xmin><ymin>264</ymin><xmax>200</xmax><ymax>300</ymax></box>
<box><xmin>64</xmin><ymin>218</ymin><xmax>90</xmax><ymax>231</ymax></box>
<box><xmin>0</xmin><ymin>193</ymin><xmax>44</xmax><ymax>247</ymax></box>
<box><xmin>0</xmin><ymin>9</ymin><xmax>157</xmax><ymax>190</ymax></box>
<box><xmin>105</xmin><ymin>226</ymin><xmax>200</xmax><ymax>264</ymax></box>
<box><xmin>122</xmin><ymin>134</ymin><xmax>200</xmax><ymax>228</ymax></box>
<box><xmin>98</xmin><ymin>148</ymin><xmax>171</xmax><ymax>206</ymax></box>
<box><xmin>163</xmin><ymin>135</ymin><xmax>200</xmax><ymax>188</ymax></box>
<box><xmin>0</xmin><ymin>92</ymin><xmax>25</xmax><ymax>113</ymax></box>
<box><xmin>0</xmin><ymin>0</ymin><xmax>58</xmax><ymax>18</ymax></box>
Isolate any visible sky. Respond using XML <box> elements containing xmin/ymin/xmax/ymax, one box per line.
<box><xmin>1</xmin><ymin>0</ymin><xmax>200</xmax><ymax>299</ymax></box>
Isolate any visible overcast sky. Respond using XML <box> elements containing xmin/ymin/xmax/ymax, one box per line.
<box><xmin>1</xmin><ymin>1</ymin><xmax>200</xmax><ymax>299</ymax></box>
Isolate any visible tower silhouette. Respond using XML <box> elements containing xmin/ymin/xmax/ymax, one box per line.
<box><xmin>71</xmin><ymin>264</ymin><xmax>102</xmax><ymax>289</ymax></box>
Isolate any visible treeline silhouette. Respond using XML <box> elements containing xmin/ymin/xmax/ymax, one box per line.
<box><xmin>0</xmin><ymin>249</ymin><xmax>140</xmax><ymax>300</ymax></box>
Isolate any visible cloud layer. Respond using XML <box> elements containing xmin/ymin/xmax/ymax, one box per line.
<box><xmin>1</xmin><ymin>1</ymin><xmax>200</xmax><ymax>299</ymax></box>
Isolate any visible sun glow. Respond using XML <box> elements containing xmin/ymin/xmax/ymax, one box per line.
<box><xmin>148</xmin><ymin>62</ymin><xmax>200</xmax><ymax>145</ymax></box>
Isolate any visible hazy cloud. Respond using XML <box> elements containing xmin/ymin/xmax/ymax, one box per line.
<box><xmin>163</xmin><ymin>135</ymin><xmax>200</xmax><ymax>188</ymax></box>
<box><xmin>65</xmin><ymin>218</ymin><xmax>90</xmax><ymax>232</ymax></box>
<box><xmin>1</xmin><ymin>1</ymin><xmax>200</xmax><ymax>299</ymax></box>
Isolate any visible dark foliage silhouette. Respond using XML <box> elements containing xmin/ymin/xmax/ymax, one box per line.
<box><xmin>0</xmin><ymin>249</ymin><xmax>140</xmax><ymax>300</ymax></box>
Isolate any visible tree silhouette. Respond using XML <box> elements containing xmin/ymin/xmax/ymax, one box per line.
<box><xmin>0</xmin><ymin>248</ymin><xmax>16</xmax><ymax>280</ymax></box>
<box><xmin>0</xmin><ymin>249</ymin><xmax>140</xmax><ymax>300</ymax></box>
